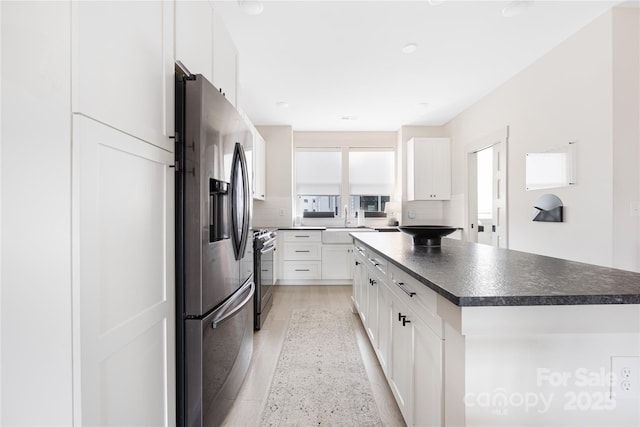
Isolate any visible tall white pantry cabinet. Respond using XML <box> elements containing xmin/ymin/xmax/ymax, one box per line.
<box><xmin>1</xmin><ymin>1</ymin><xmax>237</xmax><ymax>425</ymax></box>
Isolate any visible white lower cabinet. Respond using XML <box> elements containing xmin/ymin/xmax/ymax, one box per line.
<box><xmin>282</xmin><ymin>230</ymin><xmax>322</xmax><ymax>280</ymax></box>
<box><xmin>388</xmin><ymin>284</ymin><xmax>443</xmax><ymax>427</ymax></box>
<box><xmin>413</xmin><ymin>310</ymin><xmax>443</xmax><ymax>427</ymax></box>
<box><xmin>354</xmin><ymin>246</ymin><xmax>444</xmax><ymax>427</ymax></box>
<box><xmin>281</xmin><ymin>230</ymin><xmax>356</xmax><ymax>282</ymax></box>
<box><xmin>389</xmin><ymin>293</ymin><xmax>413</xmax><ymax>418</ymax></box>
<box><xmin>321</xmin><ymin>245</ymin><xmax>353</xmax><ymax>280</ymax></box>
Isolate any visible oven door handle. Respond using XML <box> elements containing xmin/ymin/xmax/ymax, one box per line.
<box><xmin>211</xmin><ymin>281</ymin><xmax>255</xmax><ymax>329</ymax></box>
<box><xmin>260</xmin><ymin>244</ymin><xmax>276</xmax><ymax>254</ymax></box>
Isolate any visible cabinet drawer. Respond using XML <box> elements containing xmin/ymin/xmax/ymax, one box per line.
<box><xmin>283</xmin><ymin>243</ymin><xmax>321</xmax><ymax>260</ymax></box>
<box><xmin>283</xmin><ymin>261</ymin><xmax>321</xmax><ymax>279</ymax></box>
<box><xmin>389</xmin><ymin>264</ymin><xmax>442</xmax><ymax>337</ymax></box>
<box><xmin>282</xmin><ymin>230</ymin><xmax>322</xmax><ymax>242</ymax></box>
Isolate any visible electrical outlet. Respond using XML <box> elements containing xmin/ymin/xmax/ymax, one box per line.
<box><xmin>611</xmin><ymin>356</ymin><xmax>640</xmax><ymax>399</ymax></box>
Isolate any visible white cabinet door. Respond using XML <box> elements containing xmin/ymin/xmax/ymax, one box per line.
<box><xmin>321</xmin><ymin>245</ymin><xmax>353</xmax><ymax>280</ymax></box>
<box><xmin>407</xmin><ymin>137</ymin><xmax>451</xmax><ymax>200</ymax></box>
<box><xmin>389</xmin><ymin>294</ymin><xmax>413</xmax><ymax>423</ymax></box>
<box><xmin>377</xmin><ymin>282</ymin><xmax>392</xmax><ymax>375</ymax></box>
<box><xmin>353</xmin><ymin>248</ymin><xmax>367</xmax><ymax>318</ymax></box>
<box><xmin>72</xmin><ymin>116</ymin><xmax>175</xmax><ymax>426</ymax></box>
<box><xmin>71</xmin><ymin>1</ymin><xmax>174</xmax><ymax>151</ymax></box>
<box><xmin>365</xmin><ymin>270</ymin><xmax>380</xmax><ymax>349</ymax></box>
<box><xmin>175</xmin><ymin>0</ymin><xmax>214</xmax><ymax>83</ymax></box>
<box><xmin>253</xmin><ymin>130</ymin><xmax>266</xmax><ymax>200</ymax></box>
<box><xmin>387</xmin><ymin>276</ymin><xmax>444</xmax><ymax>427</ymax></box>
<box><xmin>212</xmin><ymin>7</ymin><xmax>238</xmax><ymax>107</ymax></box>
<box><xmin>413</xmin><ymin>311</ymin><xmax>443</xmax><ymax>427</ymax></box>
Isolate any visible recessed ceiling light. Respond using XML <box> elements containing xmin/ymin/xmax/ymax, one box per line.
<box><xmin>238</xmin><ymin>0</ymin><xmax>264</xmax><ymax>16</ymax></box>
<box><xmin>340</xmin><ymin>116</ymin><xmax>358</xmax><ymax>121</ymax></box>
<box><xmin>416</xmin><ymin>102</ymin><xmax>431</xmax><ymax>109</ymax></box>
<box><xmin>428</xmin><ymin>0</ymin><xmax>445</xmax><ymax>5</ymax></box>
<box><xmin>402</xmin><ymin>43</ymin><xmax>418</xmax><ymax>54</ymax></box>
<box><xmin>502</xmin><ymin>0</ymin><xmax>534</xmax><ymax>18</ymax></box>
<box><xmin>275</xmin><ymin>101</ymin><xmax>289</xmax><ymax>108</ymax></box>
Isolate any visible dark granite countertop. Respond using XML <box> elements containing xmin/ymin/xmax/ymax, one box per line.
<box><xmin>277</xmin><ymin>226</ymin><xmax>377</xmax><ymax>231</ymax></box>
<box><xmin>350</xmin><ymin>232</ymin><xmax>640</xmax><ymax>307</ymax></box>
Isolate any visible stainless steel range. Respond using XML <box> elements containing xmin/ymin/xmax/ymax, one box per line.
<box><xmin>253</xmin><ymin>229</ymin><xmax>277</xmax><ymax>330</ymax></box>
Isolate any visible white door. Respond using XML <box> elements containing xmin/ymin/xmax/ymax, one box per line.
<box><xmin>72</xmin><ymin>116</ymin><xmax>175</xmax><ymax>426</ymax></box>
<box><xmin>466</xmin><ymin>128</ymin><xmax>509</xmax><ymax>248</ymax></box>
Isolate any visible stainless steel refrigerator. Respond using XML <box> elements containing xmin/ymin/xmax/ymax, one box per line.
<box><xmin>175</xmin><ymin>67</ymin><xmax>254</xmax><ymax>427</ymax></box>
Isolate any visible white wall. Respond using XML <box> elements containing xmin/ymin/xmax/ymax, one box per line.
<box><xmin>612</xmin><ymin>7</ymin><xmax>640</xmax><ymax>272</ymax></box>
<box><xmin>444</xmin><ymin>9</ymin><xmax>639</xmax><ymax>270</ymax></box>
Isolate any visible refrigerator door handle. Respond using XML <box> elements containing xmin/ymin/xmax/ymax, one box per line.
<box><xmin>230</xmin><ymin>142</ymin><xmax>251</xmax><ymax>260</ymax></box>
<box><xmin>211</xmin><ymin>281</ymin><xmax>255</xmax><ymax>329</ymax></box>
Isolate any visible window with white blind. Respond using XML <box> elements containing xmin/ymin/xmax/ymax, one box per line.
<box><xmin>348</xmin><ymin>149</ymin><xmax>395</xmax><ymax>218</ymax></box>
<box><xmin>295</xmin><ymin>148</ymin><xmax>341</xmax><ymax>218</ymax></box>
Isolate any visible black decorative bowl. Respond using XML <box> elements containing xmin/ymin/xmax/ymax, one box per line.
<box><xmin>399</xmin><ymin>225</ymin><xmax>457</xmax><ymax>246</ymax></box>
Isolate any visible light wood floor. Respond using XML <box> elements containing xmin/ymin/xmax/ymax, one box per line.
<box><xmin>222</xmin><ymin>285</ymin><xmax>406</xmax><ymax>426</ymax></box>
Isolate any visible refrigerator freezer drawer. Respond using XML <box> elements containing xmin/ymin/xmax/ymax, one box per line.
<box><xmin>183</xmin><ymin>281</ymin><xmax>254</xmax><ymax>427</ymax></box>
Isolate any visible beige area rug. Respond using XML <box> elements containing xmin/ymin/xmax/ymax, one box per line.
<box><xmin>260</xmin><ymin>308</ymin><xmax>383</xmax><ymax>426</ymax></box>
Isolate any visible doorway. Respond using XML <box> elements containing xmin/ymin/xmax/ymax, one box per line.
<box><xmin>466</xmin><ymin>128</ymin><xmax>509</xmax><ymax>248</ymax></box>
<box><xmin>476</xmin><ymin>146</ymin><xmax>494</xmax><ymax>245</ymax></box>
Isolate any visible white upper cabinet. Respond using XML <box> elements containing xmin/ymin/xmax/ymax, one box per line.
<box><xmin>253</xmin><ymin>129</ymin><xmax>266</xmax><ymax>200</ymax></box>
<box><xmin>71</xmin><ymin>0</ymin><xmax>174</xmax><ymax>151</ymax></box>
<box><xmin>175</xmin><ymin>0</ymin><xmax>214</xmax><ymax>83</ymax></box>
<box><xmin>212</xmin><ymin>6</ymin><xmax>238</xmax><ymax>107</ymax></box>
<box><xmin>407</xmin><ymin>137</ymin><xmax>451</xmax><ymax>200</ymax></box>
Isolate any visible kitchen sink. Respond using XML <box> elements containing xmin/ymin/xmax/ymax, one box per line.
<box><xmin>322</xmin><ymin>227</ymin><xmax>375</xmax><ymax>243</ymax></box>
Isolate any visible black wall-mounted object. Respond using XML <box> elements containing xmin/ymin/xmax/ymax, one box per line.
<box><xmin>533</xmin><ymin>194</ymin><xmax>564</xmax><ymax>222</ymax></box>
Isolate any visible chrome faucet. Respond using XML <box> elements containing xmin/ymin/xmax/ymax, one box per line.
<box><xmin>344</xmin><ymin>205</ymin><xmax>348</xmax><ymax>227</ymax></box>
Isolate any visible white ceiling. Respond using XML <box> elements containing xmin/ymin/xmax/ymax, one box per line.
<box><xmin>214</xmin><ymin>0</ymin><xmax>623</xmax><ymax>131</ymax></box>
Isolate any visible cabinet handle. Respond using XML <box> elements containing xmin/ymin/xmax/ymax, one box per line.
<box><xmin>295</xmin><ymin>250</ymin><xmax>310</xmax><ymax>253</ymax></box>
<box><xmin>295</xmin><ymin>235</ymin><xmax>310</xmax><ymax>238</ymax></box>
<box><xmin>355</xmin><ymin>261</ymin><xmax>361</xmax><ymax>266</ymax></box>
<box><xmin>394</xmin><ymin>280</ymin><xmax>416</xmax><ymax>298</ymax></box>
<box><xmin>295</xmin><ymin>269</ymin><xmax>310</xmax><ymax>272</ymax></box>
<box><xmin>398</xmin><ymin>312</ymin><xmax>411</xmax><ymax>326</ymax></box>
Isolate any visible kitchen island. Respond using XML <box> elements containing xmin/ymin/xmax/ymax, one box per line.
<box><xmin>350</xmin><ymin>231</ymin><xmax>640</xmax><ymax>427</ymax></box>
